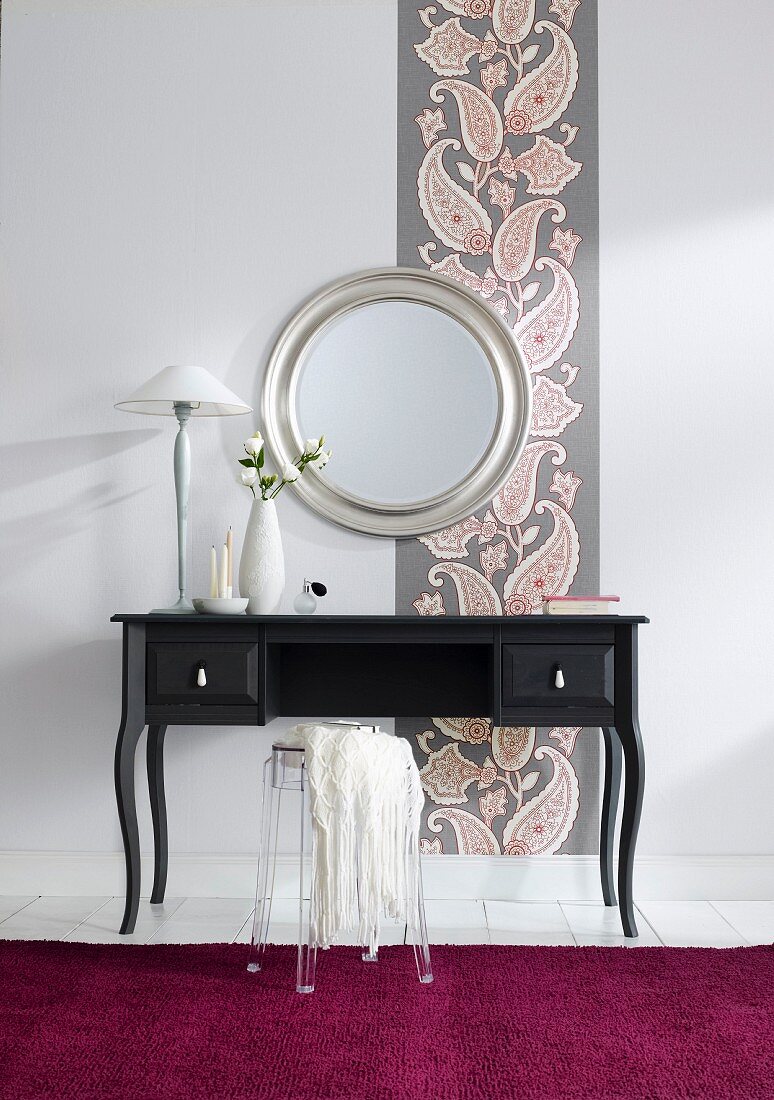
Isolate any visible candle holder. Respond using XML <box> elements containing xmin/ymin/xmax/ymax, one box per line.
<box><xmin>192</xmin><ymin>598</ymin><xmax>249</xmax><ymax>616</ymax></box>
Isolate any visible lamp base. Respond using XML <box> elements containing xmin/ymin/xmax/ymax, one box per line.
<box><xmin>149</xmin><ymin>596</ymin><xmax>195</xmax><ymax>615</ymax></box>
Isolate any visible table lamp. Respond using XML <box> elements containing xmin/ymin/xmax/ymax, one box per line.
<box><xmin>116</xmin><ymin>364</ymin><xmax>252</xmax><ymax>613</ymax></box>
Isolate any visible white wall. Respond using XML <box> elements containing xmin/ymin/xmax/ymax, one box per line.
<box><xmin>0</xmin><ymin>0</ymin><xmax>772</xmax><ymax>882</ymax></box>
<box><xmin>0</xmin><ymin>0</ymin><xmax>397</xmax><ymax>860</ymax></box>
<box><xmin>599</xmin><ymin>0</ymin><xmax>774</xmax><ymax>855</ymax></box>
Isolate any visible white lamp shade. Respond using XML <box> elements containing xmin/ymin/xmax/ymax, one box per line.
<box><xmin>115</xmin><ymin>364</ymin><xmax>252</xmax><ymax>416</ymax></box>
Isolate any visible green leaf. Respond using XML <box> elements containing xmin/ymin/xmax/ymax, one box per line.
<box><xmin>238</xmin><ymin>458</ymin><xmax>255</xmax><ymax>468</ymax></box>
<box><xmin>257</xmin><ymin>448</ymin><xmax>265</xmax><ymax>468</ymax></box>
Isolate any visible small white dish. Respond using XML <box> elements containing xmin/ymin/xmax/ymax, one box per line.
<box><xmin>193</xmin><ymin>597</ymin><xmax>249</xmax><ymax>616</ymax></box>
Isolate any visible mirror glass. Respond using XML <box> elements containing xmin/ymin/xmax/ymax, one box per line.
<box><xmin>295</xmin><ymin>301</ymin><xmax>498</xmax><ymax>504</ymax></box>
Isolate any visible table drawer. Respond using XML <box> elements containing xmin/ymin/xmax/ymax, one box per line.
<box><xmin>147</xmin><ymin>642</ymin><xmax>259</xmax><ymax>705</ymax></box>
<box><xmin>502</xmin><ymin>643</ymin><xmax>614</xmax><ymax>709</ymax></box>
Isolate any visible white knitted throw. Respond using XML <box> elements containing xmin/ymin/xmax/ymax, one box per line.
<box><xmin>285</xmin><ymin>723</ymin><xmax>424</xmax><ymax>953</ymax></box>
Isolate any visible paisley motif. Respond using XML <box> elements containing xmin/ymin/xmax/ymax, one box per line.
<box><xmin>430</xmin><ymin>79</ymin><xmax>503</xmax><ymax>162</ymax></box>
<box><xmin>479</xmin><ymin>786</ymin><xmax>509</xmax><ymax>828</ymax></box>
<box><xmin>502</xmin><ymin>500</ymin><xmax>580</xmax><ymax>613</ymax></box>
<box><xmin>407</xmin><ymin>1</ymin><xmax>592</xmax><ymax>857</ymax></box>
<box><xmin>479</xmin><ymin>30</ymin><xmax>499</xmax><ymax>60</ymax></box>
<box><xmin>419</xmin><ymin>515</ymin><xmax>482</xmax><ymax>559</ymax></box>
<box><xmin>549</xmin><ymin>468</ymin><xmax>582</xmax><ymax>509</ymax></box>
<box><xmin>415</xmin><ymin>107</ymin><xmax>447</xmax><ymax>149</ymax></box>
<box><xmin>492</xmin><ymin>198</ymin><xmax>565</xmax><ymax>282</ymax></box>
<box><xmin>510</xmin><ymin>135</ymin><xmax>582</xmax><ymax>196</ymax></box>
<box><xmin>479</xmin><ymin>508</ymin><xmax>500</xmax><ymax>542</ymax></box>
<box><xmin>481</xmin><ymin>58</ymin><xmax>510</xmax><ymax>97</ymax></box>
<box><xmin>548</xmin><ymin>726</ymin><xmax>582</xmax><ymax>755</ymax></box>
<box><xmin>492</xmin><ymin>0</ymin><xmax>536</xmax><ymax>44</ymax></box>
<box><xmin>415</xmin><ymin>19</ymin><xmax>484</xmax><ymax>78</ymax></box>
<box><xmin>491</xmin><ymin>440</ymin><xmax>566</xmax><ymax>525</ymax></box>
<box><xmin>417</xmin><ymin>729</ymin><xmax>438</xmax><ymax>755</ymax></box>
<box><xmin>478</xmin><ymin>756</ymin><xmax>498</xmax><ymax>787</ymax></box>
<box><xmin>417</xmin><ymin>139</ymin><xmax>493</xmax><ymax>253</ymax></box>
<box><xmin>502</xmin><ymin>746</ymin><xmax>579</xmax><ymax>854</ymax></box>
<box><xmin>438</xmin><ymin>0</ymin><xmax>492</xmax><ymax>17</ymax></box>
<box><xmin>427</xmin><ymin>807</ymin><xmax>502</xmax><ymax>855</ymax></box>
<box><xmin>412</xmin><ymin>591</ymin><xmax>446</xmax><ymax>616</ymax></box>
<box><xmin>420</xmin><ymin>742</ymin><xmax>481</xmax><ymax>805</ymax></box>
<box><xmin>548</xmin><ymin>0</ymin><xmax>581</xmax><ymax>31</ymax></box>
<box><xmin>503</xmin><ymin>21</ymin><xmax>579</xmax><ymax>134</ymax></box>
<box><xmin>488</xmin><ymin>177</ymin><xmax>515</xmax><ymax>218</ymax></box>
<box><xmin>480</xmin><ymin>539</ymin><xmax>509</xmax><ymax>580</ymax></box>
<box><xmin>427</xmin><ymin>252</ymin><xmax>498</xmax><ymax>297</ymax></box>
<box><xmin>560</xmin><ymin>361</ymin><xmax>581</xmax><ymax>386</ymax></box>
<box><xmin>514</xmin><ymin>257</ymin><xmax>579</xmax><ymax>373</ymax></box>
<box><xmin>549</xmin><ymin>225</ymin><xmax>582</xmax><ymax>266</ymax></box>
<box><xmin>492</xmin><ymin>725</ymin><xmax>536</xmax><ymax>771</ymax></box>
<box><xmin>428</xmin><ymin>561</ymin><xmax>503</xmax><ymax>615</ymax></box>
<box><xmin>433</xmin><ymin>717</ymin><xmax>492</xmax><ymax>744</ymax></box>
<box><xmin>530</xmin><ymin>376</ymin><xmax>582</xmax><ymax>437</ymax></box>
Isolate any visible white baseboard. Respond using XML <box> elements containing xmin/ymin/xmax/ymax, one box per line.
<box><xmin>1</xmin><ymin>851</ymin><xmax>772</xmax><ymax>901</ymax></box>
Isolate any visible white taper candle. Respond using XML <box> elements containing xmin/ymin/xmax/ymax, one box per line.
<box><xmin>209</xmin><ymin>546</ymin><xmax>218</xmax><ymax>599</ymax></box>
<box><xmin>226</xmin><ymin>526</ymin><xmax>233</xmax><ymax>599</ymax></box>
<box><xmin>219</xmin><ymin>543</ymin><xmax>228</xmax><ymax>599</ymax></box>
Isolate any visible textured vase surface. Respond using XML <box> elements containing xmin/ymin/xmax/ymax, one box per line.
<box><xmin>239</xmin><ymin>497</ymin><xmax>285</xmax><ymax>614</ymax></box>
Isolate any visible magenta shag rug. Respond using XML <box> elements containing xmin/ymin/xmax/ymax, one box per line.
<box><xmin>0</xmin><ymin>941</ymin><xmax>772</xmax><ymax>1099</ymax></box>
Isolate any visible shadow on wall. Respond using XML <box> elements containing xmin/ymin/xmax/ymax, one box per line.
<box><xmin>0</xmin><ymin>430</ymin><xmax>161</xmax><ymax>491</ymax></box>
<box><xmin>215</xmin><ymin>314</ymin><xmax>278</xmax><ymax>469</ymax></box>
<box><xmin>0</xmin><ymin>430</ymin><xmax>160</xmax><ymax>578</ymax></box>
<box><xmin>0</xmin><ymin>482</ymin><xmax>150</xmax><ymax>579</ymax></box>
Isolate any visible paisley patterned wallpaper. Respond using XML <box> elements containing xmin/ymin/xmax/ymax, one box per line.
<box><xmin>396</xmin><ymin>0</ymin><xmax>600</xmax><ymax>855</ymax></box>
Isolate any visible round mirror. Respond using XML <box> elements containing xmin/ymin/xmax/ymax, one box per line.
<box><xmin>295</xmin><ymin>301</ymin><xmax>498</xmax><ymax>506</ymax></box>
<box><xmin>262</xmin><ymin>268</ymin><xmax>532</xmax><ymax>537</ymax></box>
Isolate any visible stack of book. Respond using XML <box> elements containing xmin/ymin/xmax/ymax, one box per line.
<box><xmin>542</xmin><ymin>595</ymin><xmax>620</xmax><ymax>615</ymax></box>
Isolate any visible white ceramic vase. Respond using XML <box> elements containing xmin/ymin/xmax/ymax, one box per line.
<box><xmin>239</xmin><ymin>497</ymin><xmax>285</xmax><ymax>615</ymax></box>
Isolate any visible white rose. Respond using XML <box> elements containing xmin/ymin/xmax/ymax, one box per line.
<box><xmin>282</xmin><ymin>462</ymin><xmax>301</xmax><ymax>482</ymax></box>
<box><xmin>304</xmin><ymin>438</ymin><xmax>321</xmax><ymax>455</ymax></box>
<box><xmin>244</xmin><ymin>434</ymin><xmax>263</xmax><ymax>455</ymax></box>
<box><xmin>240</xmin><ymin>469</ymin><xmax>258</xmax><ymax>486</ymax></box>
<box><xmin>312</xmin><ymin>449</ymin><xmax>331</xmax><ymax>469</ymax></box>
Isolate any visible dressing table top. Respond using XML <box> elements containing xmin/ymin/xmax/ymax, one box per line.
<box><xmin>112</xmin><ymin>613</ymin><xmax>649</xmax><ymax>624</ymax></box>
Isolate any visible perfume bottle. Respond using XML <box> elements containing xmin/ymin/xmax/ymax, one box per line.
<box><xmin>293</xmin><ymin>579</ymin><xmax>327</xmax><ymax>615</ymax></box>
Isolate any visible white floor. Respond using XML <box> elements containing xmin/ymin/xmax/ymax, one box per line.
<box><xmin>0</xmin><ymin>896</ymin><xmax>771</xmax><ymax>947</ymax></box>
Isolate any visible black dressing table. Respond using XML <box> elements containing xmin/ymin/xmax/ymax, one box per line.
<box><xmin>112</xmin><ymin>612</ymin><xmax>647</xmax><ymax>937</ymax></box>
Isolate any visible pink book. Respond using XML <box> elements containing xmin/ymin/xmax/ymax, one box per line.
<box><xmin>542</xmin><ymin>595</ymin><xmax>620</xmax><ymax>615</ymax></box>
<box><xmin>544</xmin><ymin>595</ymin><xmax>620</xmax><ymax>602</ymax></box>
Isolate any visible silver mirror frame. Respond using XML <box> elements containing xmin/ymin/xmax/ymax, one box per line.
<box><xmin>261</xmin><ymin>268</ymin><xmax>532</xmax><ymax>538</ymax></box>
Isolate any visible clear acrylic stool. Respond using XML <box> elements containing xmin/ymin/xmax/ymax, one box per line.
<box><xmin>246</xmin><ymin>738</ymin><xmax>433</xmax><ymax>993</ymax></box>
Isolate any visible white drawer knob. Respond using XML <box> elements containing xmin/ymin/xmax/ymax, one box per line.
<box><xmin>197</xmin><ymin>665</ymin><xmax>207</xmax><ymax>687</ymax></box>
<box><xmin>554</xmin><ymin>667</ymin><xmax>565</xmax><ymax>689</ymax></box>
